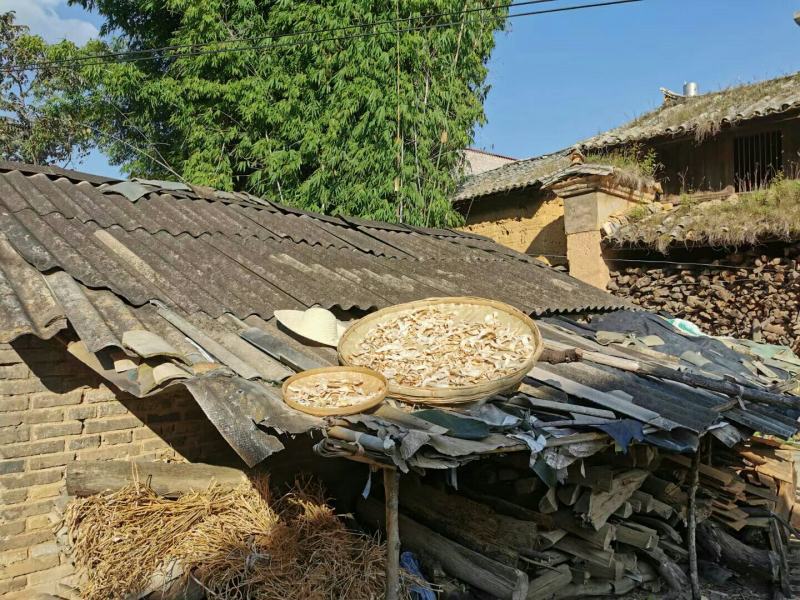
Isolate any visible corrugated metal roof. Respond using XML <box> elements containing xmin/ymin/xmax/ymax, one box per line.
<box><xmin>3</xmin><ymin>162</ymin><xmax>794</xmax><ymax>466</ymax></box>
<box><xmin>581</xmin><ymin>72</ymin><xmax>800</xmax><ymax>150</ymax></box>
<box><xmin>0</xmin><ymin>162</ymin><xmax>629</xmax><ymax>337</ymax></box>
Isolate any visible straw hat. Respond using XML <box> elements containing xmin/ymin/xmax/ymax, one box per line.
<box><xmin>274</xmin><ymin>306</ymin><xmax>348</xmax><ymax>347</ymax></box>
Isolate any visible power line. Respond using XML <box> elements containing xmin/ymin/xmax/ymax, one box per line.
<box><xmin>14</xmin><ymin>0</ymin><xmax>560</xmax><ymax>71</ymax></box>
<box><xmin>8</xmin><ymin>0</ymin><xmax>644</xmax><ymax>73</ymax></box>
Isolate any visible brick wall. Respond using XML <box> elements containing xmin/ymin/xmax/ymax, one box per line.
<box><xmin>0</xmin><ymin>335</ymin><xmax>235</xmax><ymax>598</ymax></box>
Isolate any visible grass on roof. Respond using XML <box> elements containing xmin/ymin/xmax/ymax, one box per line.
<box><xmin>620</xmin><ymin>177</ymin><xmax>800</xmax><ymax>252</ymax></box>
<box><xmin>625</xmin><ymin>73</ymin><xmax>800</xmax><ymax>142</ymax></box>
<box><xmin>585</xmin><ymin>145</ymin><xmax>661</xmax><ymax>190</ymax></box>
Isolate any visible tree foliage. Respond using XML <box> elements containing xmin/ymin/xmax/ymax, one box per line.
<box><xmin>0</xmin><ymin>12</ymin><xmax>91</xmax><ymax>165</ymax></box>
<box><xmin>69</xmin><ymin>1</ymin><xmax>506</xmax><ymax>226</ymax></box>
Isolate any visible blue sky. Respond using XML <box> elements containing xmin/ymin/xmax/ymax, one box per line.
<box><xmin>6</xmin><ymin>0</ymin><xmax>800</xmax><ymax>176</ymax></box>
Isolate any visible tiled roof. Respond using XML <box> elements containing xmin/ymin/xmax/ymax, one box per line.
<box><xmin>452</xmin><ymin>155</ymin><xmax>625</xmax><ymax>204</ymax></box>
<box><xmin>581</xmin><ymin>72</ymin><xmax>800</xmax><ymax>150</ymax></box>
<box><xmin>602</xmin><ymin>185</ymin><xmax>800</xmax><ymax>251</ymax></box>
<box><xmin>454</xmin><ymin>73</ymin><xmax>800</xmax><ymax>204</ymax></box>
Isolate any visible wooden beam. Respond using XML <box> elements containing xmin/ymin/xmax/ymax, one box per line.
<box><xmin>525</xmin><ymin>564</ymin><xmax>571</xmax><ymax>599</ymax></box>
<box><xmin>688</xmin><ymin>450</ymin><xmax>701</xmax><ymax>600</ymax></box>
<box><xmin>383</xmin><ymin>469</ymin><xmax>401</xmax><ymax>600</ymax></box>
<box><xmin>66</xmin><ymin>460</ymin><xmax>248</xmax><ymax>498</ymax></box>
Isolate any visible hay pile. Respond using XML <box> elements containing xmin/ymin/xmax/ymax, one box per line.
<box><xmin>64</xmin><ymin>477</ymin><xmax>412</xmax><ymax>600</ymax></box>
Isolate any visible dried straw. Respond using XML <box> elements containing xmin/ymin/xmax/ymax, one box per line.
<box><xmin>64</xmin><ymin>475</ymin><xmax>415</xmax><ymax>600</ymax></box>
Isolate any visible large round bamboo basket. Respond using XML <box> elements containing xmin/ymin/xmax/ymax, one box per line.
<box><xmin>337</xmin><ymin>297</ymin><xmax>543</xmax><ymax>405</ymax></box>
<box><xmin>282</xmin><ymin>366</ymin><xmax>387</xmax><ymax>416</ymax></box>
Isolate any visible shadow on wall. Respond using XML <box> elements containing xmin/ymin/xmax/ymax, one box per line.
<box><xmin>526</xmin><ymin>214</ymin><xmax>566</xmax><ymax>261</ymax></box>
<box><xmin>11</xmin><ymin>334</ymin><xmax>237</xmax><ymax>466</ymax></box>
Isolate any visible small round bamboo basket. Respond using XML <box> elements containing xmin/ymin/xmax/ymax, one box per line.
<box><xmin>337</xmin><ymin>297</ymin><xmax>543</xmax><ymax>405</ymax></box>
<box><xmin>282</xmin><ymin>366</ymin><xmax>387</xmax><ymax>416</ymax></box>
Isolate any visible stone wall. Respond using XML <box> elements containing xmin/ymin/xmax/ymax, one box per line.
<box><xmin>0</xmin><ymin>335</ymin><xmax>234</xmax><ymax>598</ymax></box>
<box><xmin>458</xmin><ymin>189</ymin><xmax>567</xmax><ymax>264</ymax></box>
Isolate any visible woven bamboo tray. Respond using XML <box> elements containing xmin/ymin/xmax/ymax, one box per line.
<box><xmin>282</xmin><ymin>366</ymin><xmax>387</xmax><ymax>416</ymax></box>
<box><xmin>337</xmin><ymin>297</ymin><xmax>542</xmax><ymax>405</ymax></box>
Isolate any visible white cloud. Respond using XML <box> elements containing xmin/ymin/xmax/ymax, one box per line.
<box><xmin>2</xmin><ymin>0</ymin><xmax>99</xmax><ymax>45</ymax></box>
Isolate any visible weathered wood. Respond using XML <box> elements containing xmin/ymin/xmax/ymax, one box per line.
<box><xmin>462</xmin><ymin>488</ymin><xmax>555</xmax><ymax>529</ymax></box>
<box><xmin>557</xmin><ymin>484</ymin><xmax>583</xmax><ymax>506</ymax></box>
<box><xmin>613</xmin><ymin>502</ymin><xmax>633</xmax><ymax>518</ymax></box>
<box><xmin>615</xmin><ymin>523</ymin><xmax>657</xmax><ymax>550</ymax></box>
<box><xmin>566</xmin><ymin>464</ymin><xmax>614</xmax><ymax>492</ymax></box>
<box><xmin>630</xmin><ymin>515</ymin><xmax>683</xmax><ymax>545</ymax></box>
<box><xmin>666</xmin><ymin>454</ymin><xmax>735</xmax><ymax>485</ymax></box>
<box><xmin>555</xmin><ymin>536</ymin><xmax>615</xmax><ymax>567</ymax></box>
<box><xmin>642</xmin><ymin>547</ymin><xmax>691</xmax><ymax>599</ymax></box>
<box><xmin>688</xmin><ymin>449</ymin><xmax>701</xmax><ymax>600</ymax></box>
<box><xmin>66</xmin><ymin>460</ymin><xmax>248</xmax><ymax>498</ymax></box>
<box><xmin>384</xmin><ymin>470</ymin><xmax>401</xmax><ymax>600</ymax></box>
<box><xmin>552</xmin><ymin>510</ymin><xmax>615</xmax><ymax>550</ymax></box>
<box><xmin>697</xmin><ymin>521</ymin><xmax>778</xmax><ymax>582</ymax></box>
<box><xmin>358</xmin><ymin>497</ymin><xmax>529</xmax><ymax>600</ymax></box>
<box><xmin>400</xmin><ymin>481</ymin><xmax>535</xmax><ymax>565</ymax></box>
<box><xmin>525</xmin><ymin>564</ymin><xmax>572</xmax><ymax>599</ymax></box>
<box><xmin>539</xmin><ymin>486</ymin><xmax>558</xmax><ymax>514</ymax></box>
<box><xmin>577</xmin><ymin>469</ymin><xmax>649</xmax><ymax>530</ymax></box>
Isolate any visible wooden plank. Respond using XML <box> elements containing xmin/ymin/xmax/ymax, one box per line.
<box><xmin>525</xmin><ymin>564</ymin><xmax>571</xmax><ymax>599</ymax></box>
<box><xmin>552</xmin><ymin>510</ymin><xmax>616</xmax><ymax>550</ymax></box>
<box><xmin>577</xmin><ymin>469</ymin><xmax>650</xmax><ymax>530</ymax></box>
<box><xmin>557</xmin><ymin>484</ymin><xmax>582</xmax><ymax>506</ymax></box>
<box><xmin>555</xmin><ymin>535</ymin><xmax>615</xmax><ymax>567</ymax></box>
<box><xmin>546</xmin><ymin>432</ymin><xmax>609</xmax><ymax>448</ymax></box>
<box><xmin>615</xmin><ymin>524</ymin><xmax>657</xmax><ymax>550</ymax></box>
<box><xmin>66</xmin><ymin>460</ymin><xmax>249</xmax><ymax>498</ymax></box>
<box><xmin>566</xmin><ymin>464</ymin><xmax>614</xmax><ymax>492</ymax></box>
<box><xmin>665</xmin><ymin>454</ymin><xmax>735</xmax><ymax>485</ymax></box>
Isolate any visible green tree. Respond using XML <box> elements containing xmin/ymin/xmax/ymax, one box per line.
<box><xmin>0</xmin><ymin>12</ymin><xmax>92</xmax><ymax>165</ymax></box>
<box><xmin>68</xmin><ymin>1</ymin><xmax>506</xmax><ymax>226</ymax></box>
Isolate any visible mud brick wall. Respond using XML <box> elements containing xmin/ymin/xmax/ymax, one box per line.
<box><xmin>0</xmin><ymin>335</ymin><xmax>234</xmax><ymax>598</ymax></box>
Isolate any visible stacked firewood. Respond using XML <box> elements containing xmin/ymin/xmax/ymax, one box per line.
<box><xmin>607</xmin><ymin>245</ymin><xmax>800</xmax><ymax>352</ymax></box>
<box><xmin>359</xmin><ymin>440</ymin><xmax>798</xmax><ymax>599</ymax></box>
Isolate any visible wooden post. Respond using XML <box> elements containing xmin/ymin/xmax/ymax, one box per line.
<box><xmin>688</xmin><ymin>449</ymin><xmax>701</xmax><ymax>600</ymax></box>
<box><xmin>384</xmin><ymin>468</ymin><xmax>401</xmax><ymax>600</ymax></box>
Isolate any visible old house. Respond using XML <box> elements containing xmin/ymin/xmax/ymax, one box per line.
<box><xmin>461</xmin><ymin>148</ymin><xmax>517</xmax><ymax>176</ymax></box>
<box><xmin>0</xmin><ymin>161</ymin><xmax>798</xmax><ymax>599</ymax></box>
<box><xmin>0</xmin><ymin>160</ymin><xmax>624</xmax><ymax>596</ymax></box>
<box><xmin>453</xmin><ymin>71</ymin><xmax>800</xmax><ymax>291</ymax></box>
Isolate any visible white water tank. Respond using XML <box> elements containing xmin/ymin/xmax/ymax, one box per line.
<box><xmin>683</xmin><ymin>82</ymin><xmax>699</xmax><ymax>97</ymax></box>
